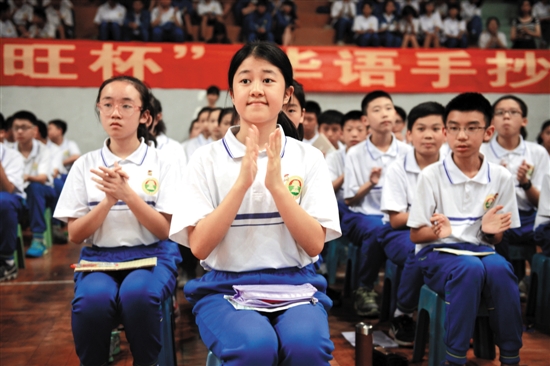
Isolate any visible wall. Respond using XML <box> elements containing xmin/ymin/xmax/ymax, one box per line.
<box><xmin>2</xmin><ymin>86</ymin><xmax>548</xmax><ymax>154</ymax></box>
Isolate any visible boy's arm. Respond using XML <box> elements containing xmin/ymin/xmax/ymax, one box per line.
<box><xmin>388</xmin><ymin>211</ymin><xmax>408</xmax><ymax>229</ymax></box>
<box><xmin>0</xmin><ymin>163</ymin><xmax>15</xmax><ymax>193</ymax></box>
<box><xmin>332</xmin><ymin>174</ymin><xmax>344</xmax><ymax>193</ymax></box>
<box><xmin>344</xmin><ymin>167</ymin><xmax>381</xmax><ymax>206</ymax></box>
<box><xmin>410</xmin><ymin>213</ymin><xmax>451</xmax><ymax>243</ymax></box>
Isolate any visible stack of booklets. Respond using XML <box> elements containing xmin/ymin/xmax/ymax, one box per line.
<box><xmin>72</xmin><ymin>257</ymin><xmax>158</xmax><ymax>272</ymax></box>
<box><xmin>224</xmin><ymin>283</ymin><xmax>319</xmax><ymax>312</ymax></box>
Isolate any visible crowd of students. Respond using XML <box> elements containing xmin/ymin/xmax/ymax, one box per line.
<box><xmin>1</xmin><ymin>40</ymin><xmax>550</xmax><ymax>366</ymax></box>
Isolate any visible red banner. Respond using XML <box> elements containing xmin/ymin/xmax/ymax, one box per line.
<box><xmin>2</xmin><ymin>38</ymin><xmax>549</xmax><ymax>93</ymax></box>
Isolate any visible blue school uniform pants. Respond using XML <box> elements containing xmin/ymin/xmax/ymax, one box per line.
<box><xmin>71</xmin><ymin>241</ymin><xmax>181</xmax><ymax>366</ymax></box>
<box><xmin>341</xmin><ymin>211</ymin><xmax>386</xmax><ymax>289</ymax></box>
<box><xmin>184</xmin><ymin>264</ymin><xmax>334</xmax><ymax>366</ymax></box>
<box><xmin>534</xmin><ymin>222</ymin><xmax>550</xmax><ymax>256</ymax></box>
<box><xmin>98</xmin><ymin>21</ymin><xmax>122</xmax><ymax>41</ymax></box>
<box><xmin>25</xmin><ymin>182</ymin><xmax>57</xmax><ymax>234</ymax></box>
<box><xmin>0</xmin><ymin>192</ymin><xmax>23</xmax><ymax>260</ymax></box>
<box><xmin>378</xmin><ymin>227</ymin><xmax>424</xmax><ymax>313</ymax></box>
<box><xmin>417</xmin><ymin>243</ymin><xmax>522</xmax><ymax>365</ymax></box>
<box><xmin>499</xmin><ymin>209</ymin><xmax>537</xmax><ymax>261</ymax></box>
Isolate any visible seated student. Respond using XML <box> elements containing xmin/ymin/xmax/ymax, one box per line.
<box><xmin>379</xmin><ymin>0</ymin><xmax>401</xmax><ymax>47</ymax></box>
<box><xmin>27</xmin><ymin>7</ymin><xmax>56</xmax><ymax>39</ymax></box>
<box><xmin>480</xmin><ymin>96</ymin><xmax>550</xmax><ymax>265</ymax></box>
<box><xmin>188</xmin><ymin>118</ymin><xmax>201</xmax><ymax>140</ymax></box>
<box><xmin>205</xmin><ymin>107</ymin><xmax>222</xmax><ymax>142</ymax></box>
<box><xmin>393</xmin><ymin>106</ymin><xmax>406</xmax><ymax>141</ymax></box>
<box><xmin>213</xmin><ymin>108</ymin><xmax>236</xmax><ymax>142</ymax></box>
<box><xmin>533</xmin><ymin>172</ymin><xmax>550</xmax><ymax>256</ymax></box>
<box><xmin>331</xmin><ymin>0</ymin><xmax>356</xmax><ymax>45</ymax></box>
<box><xmin>94</xmin><ymin>0</ymin><xmax>126</xmax><ymax>41</ymax></box>
<box><xmin>461</xmin><ymin>0</ymin><xmax>482</xmax><ymax>44</ymax></box>
<box><xmin>10</xmin><ymin>0</ymin><xmax>33</xmax><ymax>37</ymax></box>
<box><xmin>274</xmin><ymin>0</ymin><xmax>298</xmax><ymax>46</ymax></box>
<box><xmin>418</xmin><ymin>0</ymin><xmax>441</xmax><ymax>48</ymax></box>
<box><xmin>12</xmin><ymin>111</ymin><xmax>55</xmax><ymax>258</ymax></box>
<box><xmin>537</xmin><ymin>119</ymin><xmax>550</xmax><ymax>155</ymax></box>
<box><xmin>206</xmin><ymin>21</ymin><xmax>232</xmax><ymax>43</ymax></box>
<box><xmin>47</xmin><ymin>119</ymin><xmax>81</xmax><ymax>181</ymax></box>
<box><xmin>170</xmin><ymin>41</ymin><xmax>340</xmax><ymax>366</ymax></box>
<box><xmin>398</xmin><ymin>4</ymin><xmax>420</xmax><ymax>47</ymax></box>
<box><xmin>54</xmin><ymin>75</ymin><xmax>182</xmax><ymax>366</ymax></box>
<box><xmin>408</xmin><ymin>92</ymin><xmax>523</xmax><ymax>366</ymax></box>
<box><xmin>197</xmin><ymin>0</ymin><xmax>223</xmax><ymax>41</ymax></box>
<box><xmin>343</xmin><ymin>90</ymin><xmax>412</xmax><ymax>317</ymax></box>
<box><xmin>0</xmin><ymin>114</ymin><xmax>25</xmax><ymax>282</ymax></box>
<box><xmin>533</xmin><ymin>0</ymin><xmax>550</xmax><ymax>48</ymax></box>
<box><xmin>443</xmin><ymin>4</ymin><xmax>467</xmax><ymax>48</ymax></box>
<box><xmin>302</xmin><ymin>100</ymin><xmax>321</xmax><ymax>145</ymax></box>
<box><xmin>380</xmin><ymin>101</ymin><xmax>445</xmax><ymax>346</ymax></box>
<box><xmin>123</xmin><ymin>0</ymin><xmax>151</xmax><ymax>41</ymax></box>
<box><xmin>35</xmin><ymin>120</ymin><xmax>48</xmax><ymax>145</ymax></box>
<box><xmin>353</xmin><ymin>1</ymin><xmax>380</xmax><ymax>47</ymax></box>
<box><xmin>0</xmin><ymin>2</ymin><xmax>18</xmax><ymax>38</ymax></box>
<box><xmin>206</xmin><ymin>85</ymin><xmax>220</xmax><ymax>108</ymax></box>
<box><xmin>151</xmin><ymin>0</ymin><xmax>184</xmax><ymax>42</ymax></box>
<box><xmin>318</xmin><ymin>110</ymin><xmax>344</xmax><ymax>151</ymax></box>
<box><xmin>511</xmin><ymin>0</ymin><xmax>541</xmax><ymax>50</ymax></box>
<box><xmin>184</xmin><ymin>107</ymin><xmax>212</xmax><ymax>159</ymax></box>
<box><xmin>479</xmin><ymin>16</ymin><xmax>508</xmax><ymax>49</ymax></box>
<box><xmin>246</xmin><ymin>0</ymin><xmax>274</xmax><ymax>42</ymax></box>
<box><xmin>45</xmin><ymin>0</ymin><xmax>74</xmax><ymax>39</ymax></box>
<box><xmin>283</xmin><ymin>80</ymin><xmax>306</xmax><ymax>130</ymax></box>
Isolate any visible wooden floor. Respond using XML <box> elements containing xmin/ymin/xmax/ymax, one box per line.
<box><xmin>1</xmin><ymin>241</ymin><xmax>548</xmax><ymax>366</ymax></box>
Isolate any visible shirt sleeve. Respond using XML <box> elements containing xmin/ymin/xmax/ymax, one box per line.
<box><xmin>37</xmin><ymin>145</ymin><xmax>52</xmax><ymax>178</ymax></box>
<box><xmin>3</xmin><ymin>149</ymin><xmax>25</xmax><ymax>196</ymax></box>
<box><xmin>154</xmin><ymin>151</ymin><xmax>181</xmax><ymax>215</ymax></box>
<box><xmin>68</xmin><ymin>141</ymin><xmax>81</xmax><ymax>156</ymax></box>
<box><xmin>343</xmin><ymin>148</ymin><xmax>362</xmax><ymax>200</ymax></box>
<box><xmin>531</xmin><ymin>146</ymin><xmax>550</xmax><ymax>191</ymax></box>
<box><xmin>325</xmin><ymin>151</ymin><xmax>342</xmax><ymax>182</ymax></box>
<box><xmin>380</xmin><ymin>161</ymin><xmax>408</xmax><ymax>214</ymax></box>
<box><xmin>53</xmin><ymin>157</ymin><xmax>90</xmax><ymax>222</ymax></box>
<box><xmin>407</xmin><ymin>168</ymin><xmax>437</xmax><ymax>229</ymax></box>
<box><xmin>496</xmin><ymin>168</ymin><xmax>521</xmax><ymax>229</ymax></box>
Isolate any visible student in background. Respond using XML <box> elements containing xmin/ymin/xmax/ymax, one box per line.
<box><xmin>27</xmin><ymin>7</ymin><xmax>56</xmax><ymax>38</ymax></box>
<box><xmin>274</xmin><ymin>0</ymin><xmax>298</xmax><ymax>46</ymax></box>
<box><xmin>282</xmin><ymin>80</ymin><xmax>306</xmax><ymax>131</ymax></box>
<box><xmin>479</xmin><ymin>16</ymin><xmax>507</xmax><ymax>49</ymax></box>
<box><xmin>0</xmin><ymin>114</ymin><xmax>25</xmax><ymax>282</ymax></box>
<box><xmin>205</xmin><ymin>107</ymin><xmax>222</xmax><ymax>142</ymax></box>
<box><xmin>342</xmin><ymin>90</ymin><xmax>411</xmax><ymax>317</ymax></box>
<box><xmin>150</xmin><ymin>0</ymin><xmax>184</xmax><ymax>42</ymax></box>
<box><xmin>533</xmin><ymin>0</ymin><xmax>550</xmax><ymax>48</ymax></box>
<box><xmin>197</xmin><ymin>0</ymin><xmax>223</xmax><ymax>41</ymax></box>
<box><xmin>302</xmin><ymin>100</ymin><xmax>321</xmax><ymax>145</ymax></box>
<box><xmin>379</xmin><ymin>0</ymin><xmax>401</xmax><ymax>47</ymax></box>
<box><xmin>10</xmin><ymin>0</ymin><xmax>33</xmax><ymax>37</ymax></box>
<box><xmin>94</xmin><ymin>0</ymin><xmax>126</xmax><ymax>41</ymax></box>
<box><xmin>418</xmin><ymin>0</ymin><xmax>441</xmax><ymax>48</ymax></box>
<box><xmin>511</xmin><ymin>0</ymin><xmax>541</xmax><ymax>49</ymax></box>
<box><xmin>399</xmin><ymin>5</ymin><xmax>420</xmax><ymax>47</ymax></box>
<box><xmin>332</xmin><ymin>0</ymin><xmax>356</xmax><ymax>45</ymax></box>
<box><xmin>380</xmin><ymin>101</ymin><xmax>445</xmax><ymax>346</ymax></box>
<box><xmin>0</xmin><ymin>2</ymin><xmax>17</xmax><ymax>38</ymax></box>
<box><xmin>461</xmin><ymin>0</ymin><xmax>482</xmax><ymax>44</ymax></box>
<box><xmin>533</xmin><ymin>172</ymin><xmax>550</xmax><ymax>256</ymax></box>
<box><xmin>408</xmin><ymin>93</ymin><xmax>523</xmax><ymax>366</ymax></box>
<box><xmin>35</xmin><ymin>120</ymin><xmax>48</xmax><ymax>144</ymax></box>
<box><xmin>246</xmin><ymin>0</ymin><xmax>274</xmax><ymax>42</ymax></box>
<box><xmin>393</xmin><ymin>106</ymin><xmax>406</xmax><ymax>141</ymax></box>
<box><xmin>537</xmin><ymin>120</ymin><xmax>550</xmax><ymax>155</ymax></box>
<box><xmin>184</xmin><ymin>107</ymin><xmax>212</xmax><ymax>159</ymax></box>
<box><xmin>214</xmin><ymin>108</ymin><xmax>236</xmax><ymax>141</ymax></box>
<box><xmin>123</xmin><ymin>0</ymin><xmax>151</xmax><ymax>41</ymax></box>
<box><xmin>47</xmin><ymin>119</ymin><xmax>81</xmax><ymax>178</ymax></box>
<box><xmin>206</xmin><ymin>21</ymin><xmax>232</xmax><ymax>43</ymax></box>
<box><xmin>318</xmin><ymin>110</ymin><xmax>344</xmax><ymax>151</ymax></box>
<box><xmin>46</xmin><ymin>0</ymin><xmax>74</xmax><ymax>39</ymax></box>
<box><xmin>187</xmin><ymin>118</ymin><xmax>201</xmax><ymax>140</ymax></box>
<box><xmin>353</xmin><ymin>1</ymin><xmax>380</xmax><ymax>47</ymax></box>
<box><xmin>206</xmin><ymin>85</ymin><xmax>220</xmax><ymax>108</ymax></box>
<box><xmin>443</xmin><ymin>4</ymin><xmax>467</xmax><ymax>48</ymax></box>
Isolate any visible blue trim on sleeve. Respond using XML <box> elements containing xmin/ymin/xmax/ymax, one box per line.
<box><xmin>235</xmin><ymin>212</ymin><xmax>281</xmax><ymax>220</ymax></box>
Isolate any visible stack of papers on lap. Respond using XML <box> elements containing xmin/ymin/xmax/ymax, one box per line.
<box><xmin>224</xmin><ymin>283</ymin><xmax>318</xmax><ymax>312</ymax></box>
<box><xmin>434</xmin><ymin>248</ymin><xmax>495</xmax><ymax>256</ymax></box>
<box><xmin>73</xmin><ymin>257</ymin><xmax>157</xmax><ymax>272</ymax></box>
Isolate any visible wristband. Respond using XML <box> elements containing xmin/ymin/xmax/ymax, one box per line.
<box><xmin>519</xmin><ymin>180</ymin><xmax>532</xmax><ymax>191</ymax></box>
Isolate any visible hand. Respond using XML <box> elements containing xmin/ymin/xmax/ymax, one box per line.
<box><xmin>235</xmin><ymin>126</ymin><xmax>259</xmax><ymax>191</ymax></box>
<box><xmin>430</xmin><ymin>213</ymin><xmax>452</xmax><ymax>239</ymax></box>
<box><xmin>516</xmin><ymin>160</ymin><xmax>532</xmax><ymax>184</ymax></box>
<box><xmin>90</xmin><ymin>162</ymin><xmax>132</xmax><ymax>204</ymax></box>
<box><xmin>481</xmin><ymin>205</ymin><xmax>512</xmax><ymax>235</ymax></box>
<box><xmin>369</xmin><ymin>167</ymin><xmax>382</xmax><ymax>185</ymax></box>
<box><xmin>265</xmin><ymin>128</ymin><xmax>283</xmax><ymax>194</ymax></box>
<box><xmin>23</xmin><ymin>174</ymin><xmax>29</xmax><ymax>182</ymax></box>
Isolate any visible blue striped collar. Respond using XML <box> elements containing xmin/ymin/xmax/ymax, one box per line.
<box><xmin>221</xmin><ymin>125</ymin><xmax>287</xmax><ymax>159</ymax></box>
<box><xmin>100</xmin><ymin>138</ymin><xmax>149</xmax><ymax>167</ymax></box>
<box><xmin>442</xmin><ymin>152</ymin><xmax>491</xmax><ymax>185</ymax></box>
<box><xmin>489</xmin><ymin>135</ymin><xmax>526</xmax><ymax>159</ymax></box>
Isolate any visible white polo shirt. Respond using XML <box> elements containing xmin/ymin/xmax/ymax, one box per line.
<box><xmin>399</xmin><ymin>18</ymin><xmax>419</xmax><ymax>34</ymax></box>
<box><xmin>184</xmin><ymin>133</ymin><xmax>211</xmax><ymax>160</ymax></box>
<box><xmin>331</xmin><ymin>1</ymin><xmax>356</xmax><ymax>19</ymax></box>
<box><xmin>480</xmin><ymin>136</ymin><xmax>550</xmax><ymax>212</ymax></box>
<box><xmin>442</xmin><ymin>17</ymin><xmax>466</xmax><ymax>38</ymax></box>
<box><xmin>419</xmin><ymin>12</ymin><xmax>442</xmax><ymax>34</ymax></box>
<box><xmin>0</xmin><ymin>20</ymin><xmax>18</xmax><ymax>38</ymax></box>
<box><xmin>408</xmin><ymin>153</ymin><xmax>521</xmax><ymax>252</ymax></box>
<box><xmin>46</xmin><ymin>3</ymin><xmax>74</xmax><ymax>28</ymax></box>
<box><xmin>326</xmin><ymin>148</ymin><xmax>346</xmax><ymax>202</ymax></box>
<box><xmin>352</xmin><ymin>15</ymin><xmax>379</xmax><ymax>32</ymax></box>
<box><xmin>48</xmin><ymin>138</ymin><xmax>81</xmax><ymax>175</ymax></box>
<box><xmin>534</xmin><ymin>172</ymin><xmax>550</xmax><ymax>230</ymax></box>
<box><xmin>381</xmin><ymin>148</ymin><xmax>443</xmax><ymax>217</ymax></box>
<box><xmin>1</xmin><ymin>143</ymin><xmax>26</xmax><ymax>199</ymax></box>
<box><xmin>15</xmin><ymin>139</ymin><xmax>53</xmax><ymax>188</ymax></box>
<box><xmin>533</xmin><ymin>1</ymin><xmax>550</xmax><ymax>19</ymax></box>
<box><xmin>439</xmin><ymin>142</ymin><xmax>451</xmax><ymax>157</ymax></box>
<box><xmin>170</xmin><ymin>126</ymin><xmax>341</xmax><ymax>272</ymax></box>
<box><xmin>344</xmin><ymin>135</ymin><xmax>411</xmax><ymax>216</ymax></box>
<box><xmin>94</xmin><ymin>2</ymin><xmax>126</xmax><ymax>25</ymax></box>
<box><xmin>197</xmin><ymin>0</ymin><xmax>223</xmax><ymax>16</ymax></box>
<box><xmin>156</xmin><ymin>133</ymin><xmax>187</xmax><ymax>171</ymax></box>
<box><xmin>380</xmin><ymin>13</ymin><xmax>398</xmax><ymax>32</ymax></box>
<box><xmin>302</xmin><ymin>131</ymin><xmax>319</xmax><ymax>146</ymax></box>
<box><xmin>460</xmin><ymin>0</ymin><xmax>481</xmax><ymax>22</ymax></box>
<box><xmin>54</xmin><ymin>139</ymin><xmax>180</xmax><ymax>248</ymax></box>
<box><xmin>151</xmin><ymin>6</ymin><xmax>182</xmax><ymax>26</ymax></box>
<box><xmin>11</xmin><ymin>3</ymin><xmax>33</xmax><ymax>26</ymax></box>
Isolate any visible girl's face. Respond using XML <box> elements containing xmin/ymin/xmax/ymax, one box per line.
<box><xmin>448</xmin><ymin>8</ymin><xmax>458</xmax><ymax>18</ymax></box>
<box><xmin>492</xmin><ymin>99</ymin><xmax>527</xmax><ymax>139</ymax></box>
<box><xmin>218</xmin><ymin>112</ymin><xmax>234</xmax><ymax>138</ymax></box>
<box><xmin>189</xmin><ymin>122</ymin><xmax>202</xmax><ymax>139</ymax></box>
<box><xmin>207</xmin><ymin>109</ymin><xmax>221</xmax><ymax>139</ymax></box>
<box><xmin>231</xmin><ymin>56</ymin><xmax>292</xmax><ymax>128</ymax></box>
<box><xmin>521</xmin><ymin>1</ymin><xmax>531</xmax><ymax>15</ymax></box>
<box><xmin>97</xmin><ymin>81</ymin><xmax>148</xmax><ymax>142</ymax></box>
<box><xmin>425</xmin><ymin>2</ymin><xmax>434</xmax><ymax>13</ymax></box>
<box><xmin>541</xmin><ymin>125</ymin><xmax>550</xmax><ymax>153</ymax></box>
<box><xmin>282</xmin><ymin>95</ymin><xmax>304</xmax><ymax>128</ymax></box>
<box><xmin>362</xmin><ymin>4</ymin><xmax>372</xmax><ymax>17</ymax></box>
<box><xmin>488</xmin><ymin>19</ymin><xmax>498</xmax><ymax>33</ymax></box>
<box><xmin>385</xmin><ymin>2</ymin><xmax>395</xmax><ymax>15</ymax></box>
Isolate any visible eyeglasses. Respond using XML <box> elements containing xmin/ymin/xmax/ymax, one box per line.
<box><xmin>446</xmin><ymin>126</ymin><xmax>486</xmax><ymax>136</ymax></box>
<box><xmin>97</xmin><ymin>102</ymin><xmax>142</xmax><ymax>117</ymax></box>
<box><xmin>12</xmin><ymin>125</ymin><xmax>34</xmax><ymax>132</ymax></box>
<box><xmin>494</xmin><ymin>109</ymin><xmax>522</xmax><ymax>117</ymax></box>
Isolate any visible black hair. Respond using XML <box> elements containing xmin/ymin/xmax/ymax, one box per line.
<box><xmin>395</xmin><ymin>106</ymin><xmax>407</xmax><ymax>123</ymax></box>
<box><xmin>447</xmin><ymin>3</ymin><xmax>462</xmax><ymax>19</ymax></box>
<box><xmin>420</xmin><ymin>0</ymin><xmax>435</xmax><ymax>15</ymax></box>
<box><xmin>401</xmin><ymin>5</ymin><xmax>418</xmax><ymax>18</ymax></box>
<box><xmin>149</xmin><ymin>94</ymin><xmax>166</xmax><ymax>136</ymax></box>
<box><xmin>210</xmin><ymin>107</ymin><xmax>223</xmax><ymax>117</ymax></box>
<box><xmin>519</xmin><ymin>0</ymin><xmax>533</xmax><ymax>15</ymax></box>
<box><xmin>318</xmin><ymin>110</ymin><xmax>344</xmax><ymax>126</ymax></box>
<box><xmin>206</xmin><ymin>85</ymin><xmax>220</xmax><ymax>96</ymax></box>
<box><xmin>188</xmin><ymin>118</ymin><xmax>197</xmax><ymax>134</ymax></box>
<box><xmin>361</xmin><ymin>90</ymin><xmax>393</xmax><ymax>115</ymax></box>
<box><xmin>444</xmin><ymin>92</ymin><xmax>492</xmax><ymax>127</ymax></box>
<box><xmin>486</xmin><ymin>16</ymin><xmax>500</xmax><ymax>28</ymax></box>
<box><xmin>0</xmin><ymin>2</ymin><xmax>10</xmax><ymax>13</ymax></box>
<box><xmin>218</xmin><ymin>108</ymin><xmax>235</xmax><ymax>126</ymax></box>
<box><xmin>95</xmin><ymin>75</ymin><xmax>155</xmax><ymax>145</ymax></box>
<box><xmin>290</xmin><ymin>80</ymin><xmax>306</xmax><ymax>110</ymax></box>
<box><xmin>0</xmin><ymin>112</ymin><xmax>5</xmax><ymax>130</ymax></box>
<box><xmin>6</xmin><ymin>116</ymin><xmax>14</xmax><ymax>130</ymax></box>
<box><xmin>33</xmin><ymin>6</ymin><xmax>47</xmax><ymax>21</ymax></box>
<box><xmin>383</xmin><ymin>0</ymin><xmax>396</xmax><ymax>13</ymax></box>
<box><xmin>537</xmin><ymin>120</ymin><xmax>550</xmax><ymax>145</ymax></box>
<box><xmin>227</xmin><ymin>42</ymin><xmax>300</xmax><ymax>140</ymax></box>
<box><xmin>48</xmin><ymin>119</ymin><xmax>68</xmax><ymax>135</ymax></box>
<box><xmin>36</xmin><ymin>120</ymin><xmax>47</xmax><ymax>139</ymax></box>
<box><xmin>492</xmin><ymin>94</ymin><xmax>528</xmax><ymax>118</ymax></box>
<box><xmin>520</xmin><ymin>126</ymin><xmax>527</xmax><ymax>139</ymax></box>
<box><xmin>304</xmin><ymin>100</ymin><xmax>321</xmax><ymax>118</ymax></box>
<box><xmin>341</xmin><ymin>110</ymin><xmax>363</xmax><ymax>127</ymax></box>
<box><xmin>12</xmin><ymin>110</ymin><xmax>38</xmax><ymax>126</ymax></box>
<box><xmin>361</xmin><ymin>1</ymin><xmax>374</xmax><ymax>11</ymax></box>
<box><xmin>197</xmin><ymin>106</ymin><xmax>212</xmax><ymax>119</ymax></box>
<box><xmin>407</xmin><ymin>101</ymin><xmax>445</xmax><ymax>131</ymax></box>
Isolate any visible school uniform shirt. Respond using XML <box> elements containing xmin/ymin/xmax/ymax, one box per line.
<box><xmin>0</xmin><ymin>19</ymin><xmax>17</xmax><ymax>37</ymax></box>
<box><xmin>480</xmin><ymin>136</ymin><xmax>550</xmax><ymax>212</ymax></box>
<box><xmin>398</xmin><ymin>18</ymin><xmax>419</xmax><ymax>34</ymax></box>
<box><xmin>28</xmin><ymin>21</ymin><xmax>56</xmax><ymax>38</ymax></box>
<box><xmin>2</xmin><ymin>139</ymin><xmax>16</xmax><ymax>150</ymax></box>
<box><xmin>197</xmin><ymin>0</ymin><xmax>223</xmax><ymax>16</ymax></box>
<box><xmin>330</xmin><ymin>0</ymin><xmax>356</xmax><ymax>20</ymax></box>
<box><xmin>45</xmin><ymin>3</ymin><xmax>74</xmax><ymax>29</ymax></box>
<box><xmin>94</xmin><ymin>2</ymin><xmax>126</xmax><ymax>25</ymax></box>
<box><xmin>419</xmin><ymin>12</ymin><xmax>442</xmax><ymax>34</ymax></box>
<box><xmin>442</xmin><ymin>17</ymin><xmax>466</xmax><ymax>38</ymax></box>
<box><xmin>54</xmin><ymin>139</ymin><xmax>180</xmax><ymax>248</ymax></box>
<box><xmin>381</xmin><ymin>148</ymin><xmax>443</xmax><ymax>217</ymax></box>
<box><xmin>0</xmin><ymin>142</ymin><xmax>26</xmax><ymax>199</ymax></box>
<box><xmin>407</xmin><ymin>153</ymin><xmax>521</xmax><ymax>253</ymax></box>
<box><xmin>184</xmin><ymin>134</ymin><xmax>211</xmax><ymax>160</ymax></box>
<box><xmin>352</xmin><ymin>14</ymin><xmax>379</xmax><ymax>32</ymax></box>
<box><xmin>344</xmin><ymin>135</ymin><xmax>411</xmax><ymax>216</ymax></box>
<box><xmin>48</xmin><ymin>138</ymin><xmax>81</xmax><ymax>175</ymax></box>
<box><xmin>151</xmin><ymin>6</ymin><xmax>182</xmax><ymax>26</ymax></box>
<box><xmin>533</xmin><ymin>1</ymin><xmax>550</xmax><ymax>20</ymax></box>
<box><xmin>460</xmin><ymin>1</ymin><xmax>481</xmax><ymax>22</ymax></box>
<box><xmin>169</xmin><ymin>125</ymin><xmax>341</xmax><ymax>272</ymax></box>
<box><xmin>11</xmin><ymin>3</ymin><xmax>33</xmax><ymax>26</ymax></box>
<box><xmin>534</xmin><ymin>172</ymin><xmax>550</xmax><ymax>230</ymax></box>
<box><xmin>326</xmin><ymin>148</ymin><xmax>346</xmax><ymax>202</ymax></box>
<box><xmin>478</xmin><ymin>31</ymin><xmax>507</xmax><ymax>48</ymax></box>
<box><xmin>302</xmin><ymin>131</ymin><xmax>319</xmax><ymax>146</ymax></box>
<box><xmin>379</xmin><ymin>13</ymin><xmax>398</xmax><ymax>32</ymax></box>
<box><xmin>24</xmin><ymin>0</ymin><xmax>73</xmax><ymax>8</ymax></box>
<box><xmin>156</xmin><ymin>133</ymin><xmax>188</xmax><ymax>171</ymax></box>
<box><xmin>14</xmin><ymin>139</ymin><xmax>53</xmax><ymax>188</ymax></box>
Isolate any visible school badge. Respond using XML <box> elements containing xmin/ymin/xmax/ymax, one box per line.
<box><xmin>285</xmin><ymin>175</ymin><xmax>303</xmax><ymax>199</ymax></box>
<box><xmin>483</xmin><ymin>193</ymin><xmax>498</xmax><ymax>211</ymax></box>
<box><xmin>142</xmin><ymin>172</ymin><xmax>159</xmax><ymax>195</ymax></box>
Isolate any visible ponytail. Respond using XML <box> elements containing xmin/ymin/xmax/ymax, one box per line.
<box><xmin>277</xmin><ymin>111</ymin><xmax>301</xmax><ymax>141</ymax></box>
<box><xmin>138</xmin><ymin>122</ymin><xmax>157</xmax><ymax>147</ymax></box>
